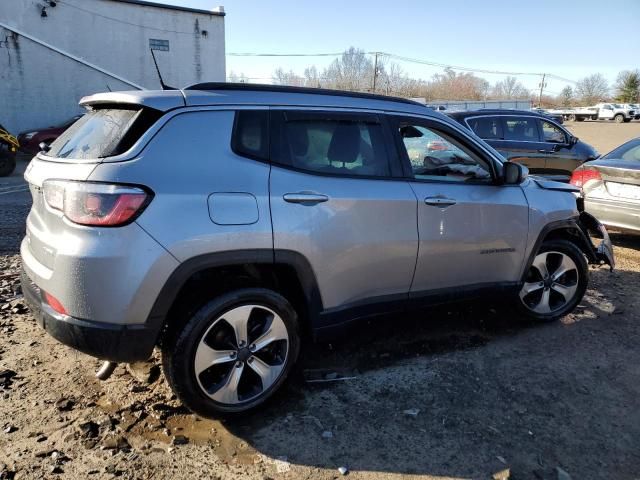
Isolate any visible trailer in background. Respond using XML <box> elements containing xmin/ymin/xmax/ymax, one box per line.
<box><xmin>546</xmin><ymin>107</ymin><xmax>598</xmax><ymax>122</ymax></box>
<box><xmin>409</xmin><ymin>99</ymin><xmax>533</xmax><ymax>112</ymax></box>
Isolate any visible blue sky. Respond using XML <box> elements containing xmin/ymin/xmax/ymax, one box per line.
<box><xmin>156</xmin><ymin>0</ymin><xmax>640</xmax><ymax>94</ymax></box>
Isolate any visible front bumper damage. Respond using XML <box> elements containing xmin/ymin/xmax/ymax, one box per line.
<box><xmin>577</xmin><ymin>211</ymin><xmax>615</xmax><ymax>271</ymax></box>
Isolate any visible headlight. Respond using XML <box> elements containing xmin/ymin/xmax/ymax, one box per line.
<box><xmin>24</xmin><ymin>132</ymin><xmax>37</xmax><ymax>140</ymax></box>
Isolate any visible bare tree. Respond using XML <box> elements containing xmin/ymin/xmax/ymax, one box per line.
<box><xmin>322</xmin><ymin>47</ymin><xmax>374</xmax><ymax>91</ymax></box>
<box><xmin>575</xmin><ymin>73</ymin><xmax>609</xmax><ymax>105</ymax></box>
<box><xmin>614</xmin><ymin>70</ymin><xmax>640</xmax><ymax>103</ymax></box>
<box><xmin>427</xmin><ymin>68</ymin><xmax>489</xmax><ymax>100</ymax></box>
<box><xmin>272</xmin><ymin>67</ymin><xmax>304</xmax><ymax>86</ymax></box>
<box><xmin>558</xmin><ymin>86</ymin><xmax>574</xmax><ymax>107</ymax></box>
<box><xmin>227</xmin><ymin>71</ymin><xmax>249</xmax><ymax>83</ymax></box>
<box><xmin>491</xmin><ymin>76</ymin><xmax>529</xmax><ymax>99</ymax></box>
<box><xmin>303</xmin><ymin>66</ymin><xmax>322</xmax><ymax>88</ymax></box>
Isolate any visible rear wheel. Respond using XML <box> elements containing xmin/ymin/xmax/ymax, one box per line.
<box><xmin>516</xmin><ymin>240</ymin><xmax>588</xmax><ymax>322</ymax></box>
<box><xmin>162</xmin><ymin>288</ymin><xmax>300</xmax><ymax>417</ymax></box>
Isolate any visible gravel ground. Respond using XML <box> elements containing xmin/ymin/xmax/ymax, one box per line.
<box><xmin>2</xmin><ymin>127</ymin><xmax>640</xmax><ymax>480</ymax></box>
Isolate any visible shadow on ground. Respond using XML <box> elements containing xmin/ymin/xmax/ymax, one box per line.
<box><xmin>213</xmin><ymin>267</ymin><xmax>640</xmax><ymax>479</ymax></box>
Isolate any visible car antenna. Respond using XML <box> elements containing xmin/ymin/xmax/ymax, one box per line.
<box><xmin>150</xmin><ymin>48</ymin><xmax>176</xmax><ymax>90</ymax></box>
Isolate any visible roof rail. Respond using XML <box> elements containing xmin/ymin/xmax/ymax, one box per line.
<box><xmin>183</xmin><ymin>82</ymin><xmax>424</xmax><ymax>107</ymax></box>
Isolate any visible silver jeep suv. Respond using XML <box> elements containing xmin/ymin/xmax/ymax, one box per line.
<box><xmin>20</xmin><ymin>84</ymin><xmax>614</xmax><ymax>417</ymax></box>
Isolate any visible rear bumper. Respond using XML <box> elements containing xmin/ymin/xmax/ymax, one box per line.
<box><xmin>21</xmin><ymin>268</ymin><xmax>156</xmax><ymax>362</ymax></box>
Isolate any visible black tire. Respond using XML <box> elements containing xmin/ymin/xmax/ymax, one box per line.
<box><xmin>591</xmin><ymin>116</ymin><xmax>598</xmax><ymax>121</ymax></box>
<box><xmin>0</xmin><ymin>154</ymin><xmax>16</xmax><ymax>177</ymax></box>
<box><xmin>614</xmin><ymin>114</ymin><xmax>624</xmax><ymax>123</ymax></box>
<box><xmin>576</xmin><ymin>117</ymin><xmax>585</xmax><ymax>122</ymax></box>
<box><xmin>515</xmin><ymin>239</ymin><xmax>588</xmax><ymax>322</ymax></box>
<box><xmin>162</xmin><ymin>288</ymin><xmax>300</xmax><ymax>417</ymax></box>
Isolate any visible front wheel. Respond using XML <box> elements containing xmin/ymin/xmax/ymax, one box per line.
<box><xmin>516</xmin><ymin>240</ymin><xmax>588</xmax><ymax>322</ymax></box>
<box><xmin>162</xmin><ymin>288</ymin><xmax>300</xmax><ymax>417</ymax></box>
<box><xmin>614</xmin><ymin>114</ymin><xmax>624</xmax><ymax>123</ymax></box>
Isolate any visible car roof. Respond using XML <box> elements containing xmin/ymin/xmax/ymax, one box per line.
<box><xmin>79</xmin><ymin>83</ymin><xmax>437</xmax><ymax>118</ymax></box>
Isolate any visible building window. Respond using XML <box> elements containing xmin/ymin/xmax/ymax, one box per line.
<box><xmin>149</xmin><ymin>39</ymin><xmax>170</xmax><ymax>51</ymax></box>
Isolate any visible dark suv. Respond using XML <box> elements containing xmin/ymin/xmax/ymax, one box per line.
<box><xmin>448</xmin><ymin>110</ymin><xmax>599</xmax><ymax>182</ymax></box>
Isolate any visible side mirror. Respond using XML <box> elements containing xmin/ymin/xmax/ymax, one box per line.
<box><xmin>39</xmin><ymin>142</ymin><xmax>51</xmax><ymax>153</ymax></box>
<box><xmin>503</xmin><ymin>161</ymin><xmax>528</xmax><ymax>185</ymax></box>
<box><xmin>570</xmin><ymin>136</ymin><xmax>578</xmax><ymax>145</ymax></box>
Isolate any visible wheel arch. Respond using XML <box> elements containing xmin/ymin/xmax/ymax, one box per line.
<box><xmin>146</xmin><ymin>249</ymin><xmax>323</xmax><ymax>349</ymax></box>
<box><xmin>523</xmin><ymin>218</ymin><xmax>598</xmax><ymax>281</ymax></box>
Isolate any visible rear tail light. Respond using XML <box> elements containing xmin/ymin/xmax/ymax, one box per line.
<box><xmin>44</xmin><ymin>292</ymin><xmax>67</xmax><ymax>315</ymax></box>
<box><xmin>43</xmin><ymin>180</ymin><xmax>151</xmax><ymax>226</ymax></box>
<box><xmin>569</xmin><ymin>168</ymin><xmax>602</xmax><ymax>188</ymax></box>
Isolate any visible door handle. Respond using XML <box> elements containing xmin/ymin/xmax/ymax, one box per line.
<box><xmin>425</xmin><ymin>197</ymin><xmax>456</xmax><ymax>207</ymax></box>
<box><xmin>283</xmin><ymin>192</ymin><xmax>329</xmax><ymax>204</ymax></box>
<box><xmin>537</xmin><ymin>149</ymin><xmax>550</xmax><ymax>153</ymax></box>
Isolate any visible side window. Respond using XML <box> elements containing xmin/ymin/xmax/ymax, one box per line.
<box><xmin>274</xmin><ymin>112</ymin><xmax>391</xmax><ymax>177</ymax></box>
<box><xmin>232</xmin><ymin>110</ymin><xmax>269</xmax><ymax>161</ymax></box>
<box><xmin>503</xmin><ymin>118</ymin><xmax>539</xmax><ymax>142</ymax></box>
<box><xmin>540</xmin><ymin>120</ymin><xmax>567</xmax><ymax>144</ymax></box>
<box><xmin>398</xmin><ymin>122</ymin><xmax>492</xmax><ymax>183</ymax></box>
<box><xmin>467</xmin><ymin>116</ymin><xmax>503</xmax><ymax>140</ymax></box>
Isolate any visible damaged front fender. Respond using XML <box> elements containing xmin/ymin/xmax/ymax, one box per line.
<box><xmin>577</xmin><ymin>211</ymin><xmax>615</xmax><ymax>271</ymax></box>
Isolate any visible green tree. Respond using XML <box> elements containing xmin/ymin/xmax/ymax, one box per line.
<box><xmin>615</xmin><ymin>70</ymin><xmax>640</xmax><ymax>103</ymax></box>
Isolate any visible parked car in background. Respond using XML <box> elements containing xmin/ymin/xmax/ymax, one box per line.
<box><xmin>20</xmin><ymin>84</ymin><xmax>613</xmax><ymax>417</ymax></box>
<box><xmin>0</xmin><ymin>123</ymin><xmax>19</xmax><ymax>177</ymax></box>
<box><xmin>17</xmin><ymin>115</ymin><xmax>83</xmax><ymax>154</ymax></box>
<box><xmin>571</xmin><ymin>137</ymin><xmax>640</xmax><ymax>233</ymax></box>
<box><xmin>620</xmin><ymin>104</ymin><xmax>640</xmax><ymax>120</ymax></box>
<box><xmin>530</xmin><ymin>107</ymin><xmax>565</xmax><ymax>124</ymax></box>
<box><xmin>448</xmin><ymin>110</ymin><xmax>599</xmax><ymax>182</ymax></box>
<box><xmin>591</xmin><ymin>103</ymin><xmax>635</xmax><ymax>123</ymax></box>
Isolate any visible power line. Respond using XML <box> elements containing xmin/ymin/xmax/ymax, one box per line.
<box><xmin>227</xmin><ymin>50</ymin><xmax>580</xmax><ymax>84</ymax></box>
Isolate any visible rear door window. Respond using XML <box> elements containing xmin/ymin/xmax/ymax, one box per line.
<box><xmin>271</xmin><ymin>111</ymin><xmax>391</xmax><ymax>177</ymax></box>
<box><xmin>502</xmin><ymin>118</ymin><xmax>540</xmax><ymax>142</ymax></box>
<box><xmin>467</xmin><ymin>116</ymin><xmax>503</xmax><ymax>140</ymax></box>
<box><xmin>47</xmin><ymin>108</ymin><xmax>147</xmax><ymax>159</ymax></box>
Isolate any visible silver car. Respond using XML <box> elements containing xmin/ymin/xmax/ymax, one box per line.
<box><xmin>20</xmin><ymin>84</ymin><xmax>614</xmax><ymax>416</ymax></box>
<box><xmin>572</xmin><ymin>137</ymin><xmax>640</xmax><ymax>233</ymax></box>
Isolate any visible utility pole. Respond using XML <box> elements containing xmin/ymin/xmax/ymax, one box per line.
<box><xmin>538</xmin><ymin>73</ymin><xmax>547</xmax><ymax>107</ymax></box>
<box><xmin>372</xmin><ymin>52</ymin><xmax>379</xmax><ymax>93</ymax></box>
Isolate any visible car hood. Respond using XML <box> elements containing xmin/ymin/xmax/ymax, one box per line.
<box><xmin>531</xmin><ymin>176</ymin><xmax>580</xmax><ymax>193</ymax></box>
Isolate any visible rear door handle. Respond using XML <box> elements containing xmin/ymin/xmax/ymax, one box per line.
<box><xmin>283</xmin><ymin>192</ymin><xmax>329</xmax><ymax>204</ymax></box>
<box><xmin>425</xmin><ymin>197</ymin><xmax>456</xmax><ymax>207</ymax></box>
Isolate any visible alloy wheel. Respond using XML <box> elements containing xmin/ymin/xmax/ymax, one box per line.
<box><xmin>193</xmin><ymin>304</ymin><xmax>289</xmax><ymax>405</ymax></box>
<box><xmin>520</xmin><ymin>251</ymin><xmax>579</xmax><ymax>314</ymax></box>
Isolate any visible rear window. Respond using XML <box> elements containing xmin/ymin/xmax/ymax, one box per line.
<box><xmin>47</xmin><ymin>108</ymin><xmax>160</xmax><ymax>159</ymax></box>
<box><xmin>231</xmin><ymin>110</ymin><xmax>269</xmax><ymax>161</ymax></box>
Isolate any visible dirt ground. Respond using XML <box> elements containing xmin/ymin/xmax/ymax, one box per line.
<box><xmin>564</xmin><ymin>120</ymin><xmax>640</xmax><ymax>155</ymax></box>
<box><xmin>2</xmin><ymin>124</ymin><xmax>640</xmax><ymax>480</ymax></box>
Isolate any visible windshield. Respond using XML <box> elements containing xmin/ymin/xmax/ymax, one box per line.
<box><xmin>47</xmin><ymin>108</ymin><xmax>140</xmax><ymax>159</ymax></box>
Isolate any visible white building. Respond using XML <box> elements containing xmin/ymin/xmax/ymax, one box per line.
<box><xmin>0</xmin><ymin>0</ymin><xmax>225</xmax><ymax>133</ymax></box>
